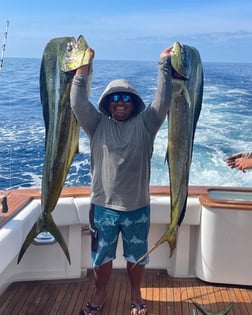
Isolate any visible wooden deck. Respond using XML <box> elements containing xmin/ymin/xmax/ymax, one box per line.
<box><xmin>1</xmin><ymin>269</ymin><xmax>252</xmax><ymax>315</ymax></box>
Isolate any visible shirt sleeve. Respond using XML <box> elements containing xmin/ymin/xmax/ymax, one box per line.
<box><xmin>70</xmin><ymin>75</ymin><xmax>101</xmax><ymax>138</ymax></box>
<box><xmin>142</xmin><ymin>56</ymin><xmax>172</xmax><ymax>136</ymax></box>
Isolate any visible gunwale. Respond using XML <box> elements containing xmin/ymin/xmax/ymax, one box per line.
<box><xmin>2</xmin><ymin>185</ymin><xmax>252</xmax><ymax>228</ymax></box>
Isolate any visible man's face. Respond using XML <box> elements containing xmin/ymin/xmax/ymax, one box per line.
<box><xmin>108</xmin><ymin>93</ymin><xmax>134</xmax><ymax>121</ymax></box>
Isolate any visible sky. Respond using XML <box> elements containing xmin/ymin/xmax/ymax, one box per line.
<box><xmin>1</xmin><ymin>0</ymin><xmax>252</xmax><ymax>63</ymax></box>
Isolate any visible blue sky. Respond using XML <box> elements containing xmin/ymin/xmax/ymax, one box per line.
<box><xmin>1</xmin><ymin>0</ymin><xmax>252</xmax><ymax>62</ymax></box>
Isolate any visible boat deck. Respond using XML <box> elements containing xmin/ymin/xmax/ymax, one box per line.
<box><xmin>1</xmin><ymin>269</ymin><xmax>252</xmax><ymax>315</ymax></box>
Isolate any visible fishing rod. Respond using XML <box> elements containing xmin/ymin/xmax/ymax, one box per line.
<box><xmin>0</xmin><ymin>20</ymin><xmax>10</xmax><ymax>72</ymax></box>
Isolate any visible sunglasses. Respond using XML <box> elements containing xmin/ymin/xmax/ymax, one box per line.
<box><xmin>109</xmin><ymin>94</ymin><xmax>132</xmax><ymax>102</ymax></box>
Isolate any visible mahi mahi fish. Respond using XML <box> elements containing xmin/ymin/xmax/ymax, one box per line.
<box><xmin>137</xmin><ymin>42</ymin><xmax>203</xmax><ymax>263</ymax></box>
<box><xmin>164</xmin><ymin>42</ymin><xmax>203</xmax><ymax>255</ymax></box>
<box><xmin>17</xmin><ymin>35</ymin><xmax>93</xmax><ymax>264</ymax></box>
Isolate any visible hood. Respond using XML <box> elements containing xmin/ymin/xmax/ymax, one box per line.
<box><xmin>98</xmin><ymin>79</ymin><xmax>145</xmax><ymax>116</ymax></box>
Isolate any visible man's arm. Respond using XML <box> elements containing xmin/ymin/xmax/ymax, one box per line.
<box><xmin>70</xmin><ymin>49</ymin><xmax>101</xmax><ymax>138</ymax></box>
<box><xmin>142</xmin><ymin>49</ymin><xmax>172</xmax><ymax>135</ymax></box>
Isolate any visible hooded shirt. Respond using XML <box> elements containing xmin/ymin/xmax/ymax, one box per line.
<box><xmin>70</xmin><ymin>57</ymin><xmax>172</xmax><ymax>211</ymax></box>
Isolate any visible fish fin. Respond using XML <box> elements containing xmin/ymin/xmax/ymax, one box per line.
<box><xmin>191</xmin><ymin>300</ymin><xmax>234</xmax><ymax>315</ymax></box>
<box><xmin>17</xmin><ymin>215</ymin><xmax>71</xmax><ymax>265</ymax></box>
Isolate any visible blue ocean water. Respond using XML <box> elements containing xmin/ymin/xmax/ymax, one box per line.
<box><xmin>0</xmin><ymin>58</ymin><xmax>252</xmax><ymax>191</ymax></box>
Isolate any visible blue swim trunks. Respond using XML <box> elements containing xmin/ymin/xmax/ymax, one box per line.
<box><xmin>91</xmin><ymin>204</ymin><xmax>150</xmax><ymax>268</ymax></box>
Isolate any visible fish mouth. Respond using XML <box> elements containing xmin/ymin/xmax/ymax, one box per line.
<box><xmin>172</xmin><ymin>68</ymin><xmax>188</xmax><ymax>80</ymax></box>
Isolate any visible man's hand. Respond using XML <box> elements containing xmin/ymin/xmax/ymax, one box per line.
<box><xmin>75</xmin><ymin>48</ymin><xmax>95</xmax><ymax>76</ymax></box>
<box><xmin>160</xmin><ymin>47</ymin><xmax>172</xmax><ymax>59</ymax></box>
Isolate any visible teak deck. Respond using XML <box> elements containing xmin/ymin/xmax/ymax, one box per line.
<box><xmin>1</xmin><ymin>269</ymin><xmax>252</xmax><ymax>315</ymax></box>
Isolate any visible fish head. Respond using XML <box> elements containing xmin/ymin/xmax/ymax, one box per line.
<box><xmin>170</xmin><ymin>42</ymin><xmax>190</xmax><ymax>80</ymax></box>
<box><xmin>61</xmin><ymin>35</ymin><xmax>92</xmax><ymax>72</ymax></box>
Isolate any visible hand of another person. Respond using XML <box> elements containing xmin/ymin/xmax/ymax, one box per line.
<box><xmin>226</xmin><ymin>151</ymin><xmax>252</xmax><ymax>168</ymax></box>
<box><xmin>234</xmin><ymin>157</ymin><xmax>252</xmax><ymax>172</ymax></box>
<box><xmin>226</xmin><ymin>151</ymin><xmax>252</xmax><ymax>169</ymax></box>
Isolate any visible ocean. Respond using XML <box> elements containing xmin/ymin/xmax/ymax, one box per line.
<box><xmin>0</xmin><ymin>58</ymin><xmax>252</xmax><ymax>191</ymax></box>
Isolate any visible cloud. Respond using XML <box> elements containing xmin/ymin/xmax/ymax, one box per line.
<box><xmin>3</xmin><ymin>5</ymin><xmax>252</xmax><ymax>63</ymax></box>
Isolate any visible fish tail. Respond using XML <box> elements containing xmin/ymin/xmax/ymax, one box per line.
<box><xmin>191</xmin><ymin>300</ymin><xmax>213</xmax><ymax>315</ymax></box>
<box><xmin>17</xmin><ymin>215</ymin><xmax>71</xmax><ymax>265</ymax></box>
<box><xmin>46</xmin><ymin>218</ymin><xmax>71</xmax><ymax>265</ymax></box>
<box><xmin>132</xmin><ymin>242</ymin><xmax>162</xmax><ymax>268</ymax></box>
<box><xmin>221</xmin><ymin>302</ymin><xmax>235</xmax><ymax>315</ymax></box>
<box><xmin>133</xmin><ymin>226</ymin><xmax>177</xmax><ymax>267</ymax></box>
<box><xmin>191</xmin><ymin>300</ymin><xmax>234</xmax><ymax>315</ymax></box>
<box><xmin>168</xmin><ymin>231</ymin><xmax>177</xmax><ymax>258</ymax></box>
<box><xmin>17</xmin><ymin>221</ymin><xmax>40</xmax><ymax>264</ymax></box>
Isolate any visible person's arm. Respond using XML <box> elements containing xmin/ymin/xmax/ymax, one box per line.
<box><xmin>70</xmin><ymin>50</ymin><xmax>101</xmax><ymax>138</ymax></box>
<box><xmin>142</xmin><ymin>48</ymin><xmax>172</xmax><ymax>135</ymax></box>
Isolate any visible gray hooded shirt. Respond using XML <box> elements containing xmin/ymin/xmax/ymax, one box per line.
<box><xmin>70</xmin><ymin>57</ymin><xmax>172</xmax><ymax>211</ymax></box>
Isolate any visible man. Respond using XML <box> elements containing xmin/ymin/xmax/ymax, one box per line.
<box><xmin>70</xmin><ymin>47</ymin><xmax>172</xmax><ymax>315</ymax></box>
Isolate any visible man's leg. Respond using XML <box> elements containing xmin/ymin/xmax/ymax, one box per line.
<box><xmin>83</xmin><ymin>261</ymin><xmax>112</xmax><ymax>314</ymax></box>
<box><xmin>127</xmin><ymin>261</ymin><xmax>147</xmax><ymax>315</ymax></box>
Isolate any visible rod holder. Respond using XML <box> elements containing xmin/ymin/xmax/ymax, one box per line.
<box><xmin>1</xmin><ymin>196</ymin><xmax>8</xmax><ymax>213</ymax></box>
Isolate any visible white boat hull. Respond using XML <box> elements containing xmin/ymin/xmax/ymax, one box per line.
<box><xmin>1</xmin><ymin>186</ymin><xmax>252</xmax><ymax>294</ymax></box>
